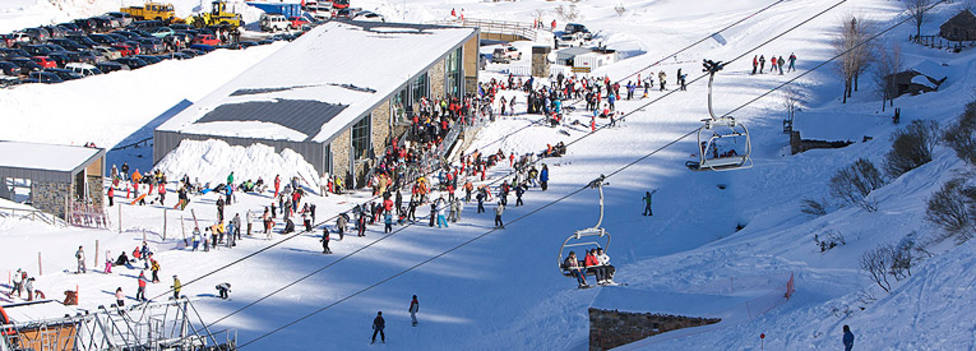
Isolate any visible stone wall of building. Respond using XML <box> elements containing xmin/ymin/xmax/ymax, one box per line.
<box><xmin>86</xmin><ymin>175</ymin><xmax>104</xmax><ymax>210</ymax></box>
<box><xmin>588</xmin><ymin>308</ymin><xmax>720</xmax><ymax>351</ymax></box>
<box><xmin>30</xmin><ymin>181</ymin><xmax>69</xmax><ymax>220</ymax></box>
<box><xmin>371</xmin><ymin>100</ymin><xmax>392</xmax><ymax>157</ymax></box>
<box><xmin>429</xmin><ymin>56</ymin><xmax>447</xmax><ymax>99</ymax></box>
<box><xmin>331</xmin><ymin>127</ymin><xmax>352</xmax><ymax>187</ymax></box>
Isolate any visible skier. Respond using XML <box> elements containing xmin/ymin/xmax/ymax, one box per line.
<box><xmin>758</xmin><ymin>55</ymin><xmax>766</xmax><ymax>74</ymax></box>
<box><xmin>778</xmin><ymin>55</ymin><xmax>785</xmax><ymax>75</ymax></box>
<box><xmin>751</xmin><ymin>55</ymin><xmax>758</xmax><ymax>75</ymax></box>
<box><xmin>371</xmin><ymin>311</ymin><xmax>386</xmax><ymax>344</ymax></box>
<box><xmin>216</xmin><ymin>283</ymin><xmax>231</xmax><ymax>299</ymax></box>
<box><xmin>843</xmin><ymin>325</ymin><xmax>855</xmax><ymax>351</ymax></box>
<box><xmin>75</xmin><ymin>246</ymin><xmax>86</xmax><ymax>274</ymax></box>
<box><xmin>494</xmin><ymin>201</ymin><xmax>505</xmax><ymax>229</ymax></box>
<box><xmin>321</xmin><ymin>228</ymin><xmax>332</xmax><ymax>254</ymax></box>
<box><xmin>171</xmin><ymin>275</ymin><xmax>181</xmax><ymax>300</ymax></box>
<box><xmin>658</xmin><ymin>70</ymin><xmax>667</xmax><ymax>91</ymax></box>
<box><xmin>770</xmin><ymin>55</ymin><xmax>777</xmax><ymax>74</ymax></box>
<box><xmin>136</xmin><ymin>270</ymin><xmax>148</xmax><ymax>302</ymax></box>
<box><xmin>409</xmin><ymin>295</ymin><xmax>420</xmax><ymax>327</ymax></box>
<box><xmin>788</xmin><ymin>52</ymin><xmax>797</xmax><ymax>72</ymax></box>
<box><xmin>642</xmin><ymin>190</ymin><xmax>657</xmax><ymax>216</ymax></box>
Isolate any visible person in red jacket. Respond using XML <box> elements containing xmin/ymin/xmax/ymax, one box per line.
<box><xmin>136</xmin><ymin>270</ymin><xmax>148</xmax><ymax>301</ymax></box>
<box><xmin>584</xmin><ymin>249</ymin><xmax>606</xmax><ymax>284</ymax></box>
<box><xmin>274</xmin><ymin>175</ymin><xmax>281</xmax><ymax>198</ymax></box>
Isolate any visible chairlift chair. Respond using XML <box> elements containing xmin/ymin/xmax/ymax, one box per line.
<box><xmin>558</xmin><ymin>176</ymin><xmax>611</xmax><ymax>276</ymax></box>
<box><xmin>686</xmin><ymin>60</ymin><xmax>753</xmax><ymax>172</ymax></box>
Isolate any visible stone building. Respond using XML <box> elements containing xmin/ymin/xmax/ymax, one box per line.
<box><xmin>154</xmin><ymin>20</ymin><xmax>480</xmax><ymax>188</ymax></box>
<box><xmin>0</xmin><ymin>141</ymin><xmax>105</xmax><ymax>220</ymax></box>
<box><xmin>940</xmin><ymin>10</ymin><xmax>976</xmax><ymax>42</ymax></box>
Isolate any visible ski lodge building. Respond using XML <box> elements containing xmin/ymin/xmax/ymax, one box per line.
<box><xmin>0</xmin><ymin>141</ymin><xmax>105</xmax><ymax>220</ymax></box>
<box><xmin>154</xmin><ymin>20</ymin><xmax>480</xmax><ymax>187</ymax></box>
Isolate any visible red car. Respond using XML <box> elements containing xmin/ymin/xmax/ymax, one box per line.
<box><xmin>111</xmin><ymin>43</ymin><xmax>139</xmax><ymax>57</ymax></box>
<box><xmin>288</xmin><ymin>17</ymin><xmax>309</xmax><ymax>29</ymax></box>
<box><xmin>31</xmin><ymin>56</ymin><xmax>57</xmax><ymax>68</ymax></box>
<box><xmin>192</xmin><ymin>34</ymin><xmax>220</xmax><ymax>46</ymax></box>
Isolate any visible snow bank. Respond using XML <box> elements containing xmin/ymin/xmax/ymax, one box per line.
<box><xmin>155</xmin><ymin>139</ymin><xmax>320</xmax><ymax>189</ymax></box>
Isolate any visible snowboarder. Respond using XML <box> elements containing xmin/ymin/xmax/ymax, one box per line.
<box><xmin>642</xmin><ymin>190</ymin><xmax>657</xmax><ymax>216</ymax></box>
<box><xmin>494</xmin><ymin>202</ymin><xmax>505</xmax><ymax>229</ymax></box>
<box><xmin>843</xmin><ymin>325</ymin><xmax>855</xmax><ymax>351</ymax></box>
<box><xmin>216</xmin><ymin>283</ymin><xmax>231</xmax><ymax>300</ymax></box>
<box><xmin>371</xmin><ymin>311</ymin><xmax>386</xmax><ymax>344</ymax></box>
<box><xmin>409</xmin><ymin>295</ymin><xmax>420</xmax><ymax>326</ymax></box>
<box><xmin>321</xmin><ymin>228</ymin><xmax>332</xmax><ymax>254</ymax></box>
<box><xmin>171</xmin><ymin>275</ymin><xmax>181</xmax><ymax>300</ymax></box>
<box><xmin>75</xmin><ymin>246</ymin><xmax>86</xmax><ymax>274</ymax></box>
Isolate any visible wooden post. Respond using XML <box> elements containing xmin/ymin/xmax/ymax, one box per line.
<box><xmin>37</xmin><ymin>252</ymin><xmax>42</xmax><ymax>276</ymax></box>
<box><xmin>163</xmin><ymin>208</ymin><xmax>168</xmax><ymax>240</ymax></box>
<box><xmin>180</xmin><ymin>215</ymin><xmax>187</xmax><ymax>246</ymax></box>
<box><xmin>118</xmin><ymin>203</ymin><xmax>122</xmax><ymax>233</ymax></box>
<box><xmin>95</xmin><ymin>240</ymin><xmax>100</xmax><ymax>268</ymax></box>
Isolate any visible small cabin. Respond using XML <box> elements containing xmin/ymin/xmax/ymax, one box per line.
<box><xmin>883</xmin><ymin>60</ymin><xmax>948</xmax><ymax>98</ymax></box>
<box><xmin>940</xmin><ymin>10</ymin><xmax>976</xmax><ymax>42</ymax></box>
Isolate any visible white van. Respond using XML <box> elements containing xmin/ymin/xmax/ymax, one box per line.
<box><xmin>260</xmin><ymin>14</ymin><xmax>289</xmax><ymax>32</ymax></box>
<box><xmin>65</xmin><ymin>63</ymin><xmax>102</xmax><ymax>77</ymax></box>
<box><xmin>305</xmin><ymin>1</ymin><xmax>333</xmax><ymax>21</ymax></box>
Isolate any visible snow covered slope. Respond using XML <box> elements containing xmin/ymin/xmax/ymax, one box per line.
<box><xmin>2</xmin><ymin>0</ymin><xmax>976</xmax><ymax>350</ymax></box>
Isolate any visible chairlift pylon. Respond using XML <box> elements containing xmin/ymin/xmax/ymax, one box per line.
<box><xmin>686</xmin><ymin>60</ymin><xmax>753</xmax><ymax>172</ymax></box>
<box><xmin>558</xmin><ymin>175</ymin><xmax>611</xmax><ymax>276</ymax></box>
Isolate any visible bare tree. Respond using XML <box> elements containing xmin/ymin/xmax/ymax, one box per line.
<box><xmin>873</xmin><ymin>42</ymin><xmax>902</xmax><ymax>112</ymax></box>
<box><xmin>782</xmin><ymin>86</ymin><xmax>802</xmax><ymax>123</ymax></box>
<box><xmin>905</xmin><ymin>0</ymin><xmax>932</xmax><ymax>40</ymax></box>
<box><xmin>834</xmin><ymin>16</ymin><xmax>873</xmax><ymax>103</ymax></box>
<box><xmin>860</xmin><ymin>245</ymin><xmax>893</xmax><ymax>292</ymax></box>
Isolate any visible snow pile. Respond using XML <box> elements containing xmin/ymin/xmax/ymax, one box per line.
<box><xmin>155</xmin><ymin>139</ymin><xmax>321</xmax><ymax>189</ymax></box>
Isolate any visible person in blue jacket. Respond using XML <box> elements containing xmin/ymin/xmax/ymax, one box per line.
<box><xmin>843</xmin><ymin>325</ymin><xmax>854</xmax><ymax>351</ymax></box>
<box><xmin>539</xmin><ymin>164</ymin><xmax>549</xmax><ymax>191</ymax></box>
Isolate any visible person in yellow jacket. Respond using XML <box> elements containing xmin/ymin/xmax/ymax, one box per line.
<box><xmin>171</xmin><ymin>275</ymin><xmax>181</xmax><ymax>300</ymax></box>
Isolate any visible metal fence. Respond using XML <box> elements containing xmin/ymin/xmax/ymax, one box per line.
<box><xmin>428</xmin><ymin>17</ymin><xmax>542</xmax><ymax>42</ymax></box>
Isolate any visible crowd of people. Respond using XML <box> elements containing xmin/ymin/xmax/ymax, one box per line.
<box><xmin>751</xmin><ymin>53</ymin><xmax>798</xmax><ymax>75</ymax></box>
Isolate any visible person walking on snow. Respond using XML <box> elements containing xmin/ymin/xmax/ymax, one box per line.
<box><xmin>751</xmin><ymin>55</ymin><xmax>758</xmax><ymax>75</ymax></box>
<box><xmin>778</xmin><ymin>55</ymin><xmax>785</xmax><ymax>75</ymax></box>
<box><xmin>75</xmin><ymin>246</ymin><xmax>86</xmax><ymax>274</ymax></box>
<box><xmin>171</xmin><ymin>275</ymin><xmax>181</xmax><ymax>300</ymax></box>
<box><xmin>642</xmin><ymin>190</ymin><xmax>657</xmax><ymax>216</ymax></box>
<box><xmin>540</xmin><ymin>164</ymin><xmax>549</xmax><ymax>191</ymax></box>
<box><xmin>409</xmin><ymin>295</ymin><xmax>420</xmax><ymax>326</ymax></box>
<box><xmin>436</xmin><ymin>197</ymin><xmax>449</xmax><ymax>228</ymax></box>
<box><xmin>788</xmin><ymin>52</ymin><xmax>797</xmax><ymax>72</ymax></box>
<box><xmin>384</xmin><ymin>211</ymin><xmax>394</xmax><ymax>233</ymax></box>
<box><xmin>494</xmin><ymin>202</ymin><xmax>505</xmax><ymax>229</ymax></box>
<box><xmin>758</xmin><ymin>55</ymin><xmax>766</xmax><ymax>74</ymax></box>
<box><xmin>136</xmin><ymin>271</ymin><xmax>148</xmax><ymax>302</ymax></box>
<box><xmin>321</xmin><ymin>227</ymin><xmax>332</xmax><ymax>254</ymax></box>
<box><xmin>371</xmin><ymin>311</ymin><xmax>386</xmax><ymax>344</ymax></box>
<box><xmin>11</xmin><ymin>269</ymin><xmax>23</xmax><ymax>297</ymax></box>
<box><xmin>843</xmin><ymin>325</ymin><xmax>855</xmax><ymax>351</ymax></box>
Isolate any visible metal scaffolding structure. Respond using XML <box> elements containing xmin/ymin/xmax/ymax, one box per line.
<box><xmin>1</xmin><ymin>298</ymin><xmax>235</xmax><ymax>351</ymax></box>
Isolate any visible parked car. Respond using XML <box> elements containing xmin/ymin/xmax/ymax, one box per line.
<box><xmin>353</xmin><ymin>10</ymin><xmax>385</xmax><ymax>22</ymax></box>
<box><xmin>288</xmin><ymin>16</ymin><xmax>309</xmax><ymax>29</ymax></box>
<box><xmin>192</xmin><ymin>34</ymin><xmax>220</xmax><ymax>46</ymax></box>
<box><xmin>132</xmin><ymin>20</ymin><xmax>165</xmax><ymax>30</ymax></box>
<box><xmin>180</xmin><ymin>48</ymin><xmax>203</xmax><ymax>57</ymax></box>
<box><xmin>260</xmin><ymin>14</ymin><xmax>289</xmax><ymax>32</ymax></box>
<box><xmin>31</xmin><ymin>56</ymin><xmax>57</xmax><ymax>68</ymax></box>
<box><xmin>151</xmin><ymin>27</ymin><xmax>175</xmax><ymax>39</ymax></box>
<box><xmin>115</xmin><ymin>57</ymin><xmax>148</xmax><ymax>69</ymax></box>
<box><xmin>65</xmin><ymin>62</ymin><xmax>103</xmax><ymax>76</ymax></box>
<box><xmin>111</xmin><ymin>42</ymin><xmax>139</xmax><ymax>56</ymax></box>
<box><xmin>88</xmin><ymin>34</ymin><xmax>118</xmax><ymax>46</ymax></box>
<box><xmin>25</xmin><ymin>71</ymin><xmax>63</xmax><ymax>84</ymax></box>
<box><xmin>45</xmin><ymin>53</ymin><xmax>70</xmax><ymax>67</ymax></box>
<box><xmin>555</xmin><ymin>32</ymin><xmax>585</xmax><ymax>48</ymax></box>
<box><xmin>135</xmin><ymin>55</ymin><xmax>161</xmax><ymax>64</ymax></box>
<box><xmin>189</xmin><ymin>44</ymin><xmax>215</xmax><ymax>53</ymax></box>
<box><xmin>166</xmin><ymin>51</ymin><xmax>192</xmax><ymax>60</ymax></box>
<box><xmin>92</xmin><ymin>46</ymin><xmax>122</xmax><ymax>60</ymax></box>
<box><xmin>135</xmin><ymin>38</ymin><xmax>163</xmax><ymax>53</ymax></box>
<box><xmin>7</xmin><ymin>57</ymin><xmax>42</xmax><ymax>74</ymax></box>
<box><xmin>42</xmin><ymin>25</ymin><xmax>66</xmax><ymax>39</ymax></box>
<box><xmin>22</xmin><ymin>27</ymin><xmax>50</xmax><ymax>43</ymax></box>
<box><xmin>496</xmin><ymin>46</ymin><xmax>522</xmax><ymax>60</ymax></box>
<box><xmin>95</xmin><ymin>60</ymin><xmax>124</xmax><ymax>73</ymax></box>
<box><xmin>22</xmin><ymin>45</ymin><xmax>54</xmax><ymax>56</ymax></box>
<box><xmin>0</xmin><ymin>61</ymin><xmax>21</xmax><ymax>76</ymax></box>
<box><xmin>49</xmin><ymin>38</ymin><xmax>87</xmax><ymax>51</ymax></box>
<box><xmin>0</xmin><ymin>76</ymin><xmax>21</xmax><ymax>87</ymax></box>
<box><xmin>170</xmin><ymin>23</ymin><xmax>191</xmax><ymax>31</ymax></box>
<box><xmin>40</xmin><ymin>44</ymin><xmax>69</xmax><ymax>53</ymax></box>
<box><xmin>43</xmin><ymin>68</ymin><xmax>83</xmax><ymax>80</ymax></box>
<box><xmin>65</xmin><ymin>50</ymin><xmax>100</xmax><ymax>64</ymax></box>
<box><xmin>106</xmin><ymin>12</ymin><xmax>135</xmax><ymax>27</ymax></box>
<box><xmin>67</xmin><ymin>35</ymin><xmax>98</xmax><ymax>48</ymax></box>
<box><xmin>0</xmin><ymin>48</ymin><xmax>29</xmax><ymax>60</ymax></box>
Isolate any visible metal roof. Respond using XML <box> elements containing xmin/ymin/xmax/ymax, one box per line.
<box><xmin>195</xmin><ymin>99</ymin><xmax>348</xmax><ymax>141</ymax></box>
